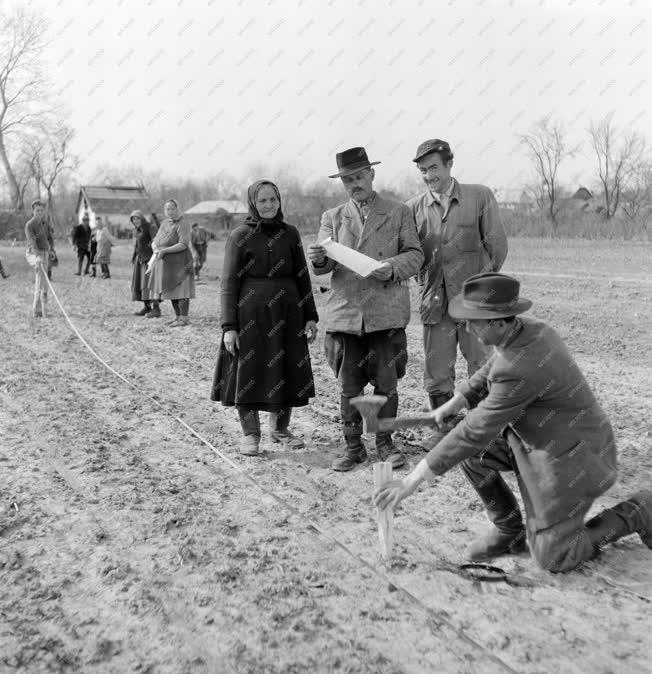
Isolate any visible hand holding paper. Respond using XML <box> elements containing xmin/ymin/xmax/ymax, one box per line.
<box><xmin>319</xmin><ymin>237</ymin><xmax>384</xmax><ymax>278</ymax></box>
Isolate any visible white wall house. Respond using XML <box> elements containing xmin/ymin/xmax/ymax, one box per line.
<box><xmin>76</xmin><ymin>185</ymin><xmax>151</xmax><ymax>236</ymax></box>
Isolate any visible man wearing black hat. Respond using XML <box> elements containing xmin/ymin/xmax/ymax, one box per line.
<box><xmin>407</xmin><ymin>139</ymin><xmax>508</xmax><ymax>412</ymax></box>
<box><xmin>376</xmin><ymin>273</ymin><xmax>652</xmax><ymax>572</ymax></box>
<box><xmin>307</xmin><ymin>147</ymin><xmax>423</xmax><ymax>472</ymax></box>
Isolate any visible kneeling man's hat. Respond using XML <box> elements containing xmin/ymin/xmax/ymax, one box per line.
<box><xmin>329</xmin><ymin>146</ymin><xmax>381</xmax><ymax>178</ymax></box>
<box><xmin>448</xmin><ymin>272</ymin><xmax>532</xmax><ymax>320</ymax></box>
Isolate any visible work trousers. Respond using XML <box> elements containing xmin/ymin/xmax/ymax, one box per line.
<box><xmin>194</xmin><ymin>243</ymin><xmax>207</xmax><ymax>274</ymax></box>
<box><xmin>423</xmin><ymin>313</ymin><xmax>489</xmax><ymax>396</ymax></box>
<box><xmin>325</xmin><ymin>329</ymin><xmax>407</xmax><ymax>438</ymax></box>
<box><xmin>26</xmin><ymin>252</ymin><xmax>48</xmax><ymax>314</ymax></box>
<box><xmin>76</xmin><ymin>246</ymin><xmax>91</xmax><ymax>273</ymax></box>
<box><xmin>461</xmin><ymin>438</ymin><xmax>596</xmax><ymax>573</ymax></box>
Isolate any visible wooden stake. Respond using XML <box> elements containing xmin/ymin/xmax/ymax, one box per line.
<box><xmin>373</xmin><ymin>461</ymin><xmax>394</xmax><ymax>561</ymax></box>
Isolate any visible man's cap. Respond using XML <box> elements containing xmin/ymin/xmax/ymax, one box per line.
<box><xmin>413</xmin><ymin>138</ymin><xmax>452</xmax><ymax>163</ymax></box>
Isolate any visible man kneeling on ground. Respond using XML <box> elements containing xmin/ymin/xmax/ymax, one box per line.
<box><xmin>375</xmin><ymin>272</ymin><xmax>651</xmax><ymax>573</ymax></box>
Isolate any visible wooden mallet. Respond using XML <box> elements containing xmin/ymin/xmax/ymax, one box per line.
<box><xmin>350</xmin><ymin>394</ymin><xmax>457</xmax><ymax>435</ymax></box>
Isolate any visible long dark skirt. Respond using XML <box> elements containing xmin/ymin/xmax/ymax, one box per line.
<box><xmin>211</xmin><ymin>278</ymin><xmax>315</xmax><ymax>411</ymax></box>
<box><xmin>131</xmin><ymin>261</ymin><xmax>152</xmax><ymax>301</ymax></box>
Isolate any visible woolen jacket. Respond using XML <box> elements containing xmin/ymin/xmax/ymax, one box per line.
<box><xmin>313</xmin><ymin>195</ymin><xmax>423</xmax><ymax>334</ymax></box>
<box><xmin>424</xmin><ymin>317</ymin><xmax>617</xmax><ymax>529</ymax></box>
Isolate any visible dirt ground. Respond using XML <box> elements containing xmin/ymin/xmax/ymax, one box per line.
<box><xmin>1</xmin><ymin>237</ymin><xmax>651</xmax><ymax>674</ymax></box>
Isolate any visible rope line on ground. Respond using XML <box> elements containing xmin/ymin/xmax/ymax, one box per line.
<box><xmin>36</xmin><ymin>262</ymin><xmax>518</xmax><ymax>674</ymax></box>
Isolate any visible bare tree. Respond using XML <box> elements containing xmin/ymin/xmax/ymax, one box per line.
<box><xmin>519</xmin><ymin>116</ymin><xmax>578</xmax><ymax>227</ymax></box>
<box><xmin>29</xmin><ymin>124</ymin><xmax>77</xmax><ymax>230</ymax></box>
<box><xmin>620</xmin><ymin>160</ymin><xmax>652</xmax><ymax>220</ymax></box>
<box><xmin>588</xmin><ymin>113</ymin><xmax>647</xmax><ymax>219</ymax></box>
<box><xmin>0</xmin><ymin>5</ymin><xmax>49</xmax><ymax>210</ymax></box>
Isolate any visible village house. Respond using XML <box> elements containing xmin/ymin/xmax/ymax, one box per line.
<box><xmin>76</xmin><ymin>185</ymin><xmax>151</xmax><ymax>237</ymax></box>
<box><xmin>184</xmin><ymin>200</ymin><xmax>248</xmax><ymax>237</ymax></box>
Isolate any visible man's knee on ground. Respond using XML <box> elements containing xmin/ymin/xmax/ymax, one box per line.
<box><xmin>530</xmin><ymin>530</ymin><xmax>590</xmax><ymax>573</ymax></box>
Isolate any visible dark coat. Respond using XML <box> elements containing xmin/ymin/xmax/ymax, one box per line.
<box><xmin>73</xmin><ymin>223</ymin><xmax>91</xmax><ymax>249</ymax></box>
<box><xmin>212</xmin><ymin>221</ymin><xmax>318</xmax><ymax>410</ymax></box>
<box><xmin>425</xmin><ymin>317</ymin><xmax>617</xmax><ymax>530</ymax></box>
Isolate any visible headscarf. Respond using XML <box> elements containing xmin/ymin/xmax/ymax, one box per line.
<box><xmin>245</xmin><ymin>180</ymin><xmax>285</xmax><ymax>227</ymax></box>
<box><xmin>130</xmin><ymin>209</ymin><xmax>144</xmax><ymax>225</ymax></box>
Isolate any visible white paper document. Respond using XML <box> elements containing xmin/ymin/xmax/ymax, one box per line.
<box><xmin>320</xmin><ymin>237</ymin><xmax>383</xmax><ymax>278</ymax></box>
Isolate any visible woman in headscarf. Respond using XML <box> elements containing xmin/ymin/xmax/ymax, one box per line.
<box><xmin>211</xmin><ymin>180</ymin><xmax>318</xmax><ymax>456</ymax></box>
<box><xmin>130</xmin><ymin>210</ymin><xmax>160</xmax><ymax>316</ymax></box>
<box><xmin>147</xmin><ymin>199</ymin><xmax>196</xmax><ymax>326</ymax></box>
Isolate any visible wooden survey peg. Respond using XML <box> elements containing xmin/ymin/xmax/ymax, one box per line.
<box><xmin>373</xmin><ymin>462</ymin><xmax>394</xmax><ymax>561</ymax></box>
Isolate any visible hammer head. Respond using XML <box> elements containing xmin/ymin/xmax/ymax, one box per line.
<box><xmin>350</xmin><ymin>394</ymin><xmax>388</xmax><ymax>434</ymax></box>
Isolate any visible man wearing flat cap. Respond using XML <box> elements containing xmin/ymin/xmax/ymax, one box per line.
<box><xmin>376</xmin><ymin>273</ymin><xmax>652</xmax><ymax>572</ymax></box>
<box><xmin>407</xmin><ymin>139</ymin><xmax>508</xmax><ymax>412</ymax></box>
<box><xmin>308</xmin><ymin>147</ymin><xmax>424</xmax><ymax>472</ymax></box>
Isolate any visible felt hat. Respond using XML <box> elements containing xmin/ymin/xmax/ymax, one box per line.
<box><xmin>329</xmin><ymin>146</ymin><xmax>381</xmax><ymax>178</ymax></box>
<box><xmin>448</xmin><ymin>273</ymin><xmax>532</xmax><ymax>320</ymax></box>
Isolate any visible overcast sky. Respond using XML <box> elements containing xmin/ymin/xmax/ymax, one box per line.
<box><xmin>44</xmin><ymin>0</ymin><xmax>651</xmax><ymax>193</ymax></box>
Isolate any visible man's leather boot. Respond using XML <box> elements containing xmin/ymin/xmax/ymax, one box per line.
<box><xmin>332</xmin><ymin>435</ymin><xmax>367</xmax><ymax>472</ymax></box>
<box><xmin>462</xmin><ymin>471</ymin><xmax>527</xmax><ymax>561</ymax></box>
<box><xmin>585</xmin><ymin>489</ymin><xmax>652</xmax><ymax>552</ymax></box>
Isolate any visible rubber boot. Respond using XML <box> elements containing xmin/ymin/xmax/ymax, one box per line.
<box><xmin>585</xmin><ymin>489</ymin><xmax>652</xmax><ymax>552</ymax></box>
<box><xmin>75</xmin><ymin>258</ymin><xmax>82</xmax><ymax>275</ymax></box>
<box><xmin>332</xmin><ymin>434</ymin><xmax>367</xmax><ymax>472</ymax></box>
<box><xmin>0</xmin><ymin>260</ymin><xmax>9</xmax><ymax>279</ymax></box>
<box><xmin>462</xmin><ymin>467</ymin><xmax>527</xmax><ymax>561</ymax></box>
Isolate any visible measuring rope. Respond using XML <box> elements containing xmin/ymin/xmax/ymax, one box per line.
<box><xmin>34</xmin><ymin>261</ymin><xmax>518</xmax><ymax>674</ymax></box>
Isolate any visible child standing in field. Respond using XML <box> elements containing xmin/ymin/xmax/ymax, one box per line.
<box><xmin>95</xmin><ymin>219</ymin><xmax>113</xmax><ymax>279</ymax></box>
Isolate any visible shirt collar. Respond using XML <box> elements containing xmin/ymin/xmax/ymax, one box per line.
<box><xmin>427</xmin><ymin>178</ymin><xmax>456</xmax><ymax>205</ymax></box>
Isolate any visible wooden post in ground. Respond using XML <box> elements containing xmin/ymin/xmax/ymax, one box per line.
<box><xmin>373</xmin><ymin>461</ymin><xmax>394</xmax><ymax>561</ymax></box>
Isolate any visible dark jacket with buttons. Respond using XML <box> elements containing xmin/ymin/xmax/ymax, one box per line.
<box><xmin>313</xmin><ymin>195</ymin><xmax>423</xmax><ymax>334</ymax></box>
<box><xmin>406</xmin><ymin>181</ymin><xmax>508</xmax><ymax>324</ymax></box>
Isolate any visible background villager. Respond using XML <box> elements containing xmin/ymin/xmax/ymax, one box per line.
<box><xmin>148</xmin><ymin>199</ymin><xmax>196</xmax><ymax>327</ymax></box>
<box><xmin>24</xmin><ymin>200</ymin><xmax>55</xmax><ymax>318</ymax></box>
<box><xmin>376</xmin><ymin>273</ymin><xmax>652</xmax><ymax>573</ymax></box>
<box><xmin>130</xmin><ymin>210</ymin><xmax>160</xmax><ymax>316</ymax></box>
<box><xmin>308</xmin><ymin>147</ymin><xmax>424</xmax><ymax>472</ymax></box>
<box><xmin>407</xmin><ymin>139</ymin><xmax>508</xmax><ymax>411</ymax></box>
<box><xmin>94</xmin><ymin>219</ymin><xmax>113</xmax><ymax>278</ymax></box>
<box><xmin>191</xmin><ymin>222</ymin><xmax>209</xmax><ymax>281</ymax></box>
<box><xmin>72</xmin><ymin>214</ymin><xmax>92</xmax><ymax>275</ymax></box>
<box><xmin>211</xmin><ymin>180</ymin><xmax>318</xmax><ymax>456</ymax></box>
